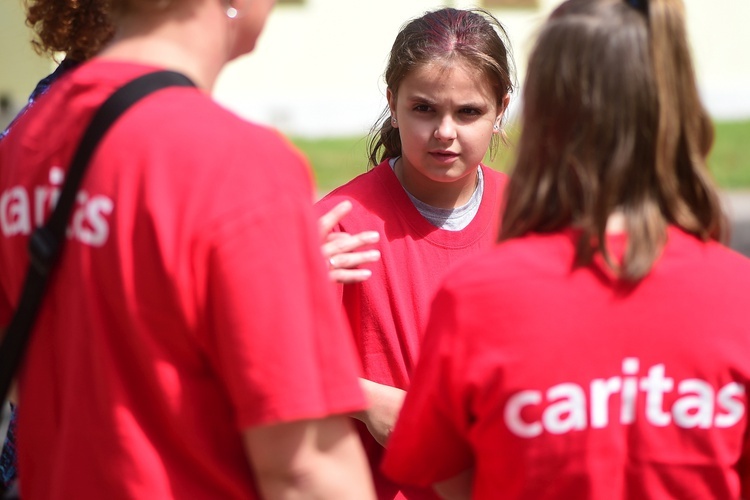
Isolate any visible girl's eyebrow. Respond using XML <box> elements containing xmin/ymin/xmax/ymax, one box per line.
<box><xmin>404</xmin><ymin>93</ymin><xmax>436</xmax><ymax>105</ymax></box>
<box><xmin>405</xmin><ymin>94</ymin><xmax>486</xmax><ymax>109</ymax></box>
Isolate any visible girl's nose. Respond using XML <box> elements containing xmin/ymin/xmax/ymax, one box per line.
<box><xmin>434</xmin><ymin>116</ymin><xmax>457</xmax><ymax>141</ymax></box>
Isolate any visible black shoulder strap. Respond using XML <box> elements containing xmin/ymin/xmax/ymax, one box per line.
<box><xmin>0</xmin><ymin>70</ymin><xmax>196</xmax><ymax>407</ymax></box>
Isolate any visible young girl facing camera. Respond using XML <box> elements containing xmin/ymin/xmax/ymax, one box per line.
<box><xmin>383</xmin><ymin>0</ymin><xmax>750</xmax><ymax>498</ymax></box>
<box><xmin>316</xmin><ymin>7</ymin><xmax>514</xmax><ymax>499</ymax></box>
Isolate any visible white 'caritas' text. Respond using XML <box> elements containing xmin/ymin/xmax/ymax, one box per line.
<box><xmin>504</xmin><ymin>358</ymin><xmax>745</xmax><ymax>438</ymax></box>
<box><xmin>0</xmin><ymin>166</ymin><xmax>113</xmax><ymax>246</ymax></box>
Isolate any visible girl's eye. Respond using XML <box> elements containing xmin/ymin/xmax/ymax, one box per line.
<box><xmin>460</xmin><ymin>107</ymin><xmax>481</xmax><ymax>116</ymax></box>
<box><xmin>413</xmin><ymin>104</ymin><xmax>431</xmax><ymax>113</ymax></box>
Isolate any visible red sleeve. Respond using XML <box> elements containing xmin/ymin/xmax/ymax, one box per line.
<box><xmin>381</xmin><ymin>286</ymin><xmax>474</xmax><ymax>487</ymax></box>
<box><xmin>199</xmin><ymin>143</ymin><xmax>365</xmax><ymax>430</ymax></box>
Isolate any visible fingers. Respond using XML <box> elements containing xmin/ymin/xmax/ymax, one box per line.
<box><xmin>328</xmin><ymin>268</ymin><xmax>374</xmax><ymax>284</ymax></box>
<box><xmin>318</xmin><ymin>202</ymin><xmax>381</xmax><ymax>284</ymax></box>
<box><xmin>322</xmin><ymin>230</ymin><xmax>380</xmax><ymax>258</ymax></box>
<box><xmin>318</xmin><ymin>200</ymin><xmax>353</xmax><ymax>239</ymax></box>
<box><xmin>326</xmin><ymin>232</ymin><xmax>381</xmax><ymax>284</ymax></box>
<box><xmin>328</xmin><ymin>248</ymin><xmax>381</xmax><ymax>271</ymax></box>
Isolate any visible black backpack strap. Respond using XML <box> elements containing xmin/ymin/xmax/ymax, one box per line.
<box><xmin>0</xmin><ymin>70</ymin><xmax>196</xmax><ymax>409</ymax></box>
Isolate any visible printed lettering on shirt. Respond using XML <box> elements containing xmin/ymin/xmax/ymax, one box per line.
<box><xmin>0</xmin><ymin>166</ymin><xmax>113</xmax><ymax>246</ymax></box>
<box><xmin>504</xmin><ymin>358</ymin><xmax>746</xmax><ymax>438</ymax></box>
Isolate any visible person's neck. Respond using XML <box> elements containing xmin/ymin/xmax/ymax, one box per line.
<box><xmin>394</xmin><ymin>157</ymin><xmax>479</xmax><ymax>209</ymax></box>
<box><xmin>99</xmin><ymin>4</ymin><xmax>232</xmax><ymax>91</ymax></box>
<box><xmin>606</xmin><ymin>210</ymin><xmax>626</xmax><ymax>234</ymax></box>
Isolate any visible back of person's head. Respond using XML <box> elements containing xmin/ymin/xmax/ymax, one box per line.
<box><xmin>26</xmin><ymin>0</ymin><xmax>114</xmax><ymax>62</ymax></box>
<box><xmin>500</xmin><ymin>0</ymin><xmax>724</xmax><ymax>280</ymax></box>
<box><xmin>106</xmin><ymin>0</ymin><xmax>193</xmax><ymax>18</ymax></box>
<box><xmin>368</xmin><ymin>7</ymin><xmax>515</xmax><ymax>167</ymax></box>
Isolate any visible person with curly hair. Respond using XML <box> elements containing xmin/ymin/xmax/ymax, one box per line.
<box><xmin>0</xmin><ymin>0</ymin><xmax>378</xmax><ymax>497</ymax></box>
<box><xmin>26</xmin><ymin>0</ymin><xmax>114</xmax><ymax>62</ymax></box>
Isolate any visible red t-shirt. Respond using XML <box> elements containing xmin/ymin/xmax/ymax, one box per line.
<box><xmin>0</xmin><ymin>60</ymin><xmax>365</xmax><ymax>498</ymax></box>
<box><xmin>316</xmin><ymin>160</ymin><xmax>507</xmax><ymax>499</ymax></box>
<box><xmin>383</xmin><ymin>227</ymin><xmax>750</xmax><ymax>499</ymax></box>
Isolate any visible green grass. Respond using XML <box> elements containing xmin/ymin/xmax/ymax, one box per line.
<box><xmin>291</xmin><ymin>119</ymin><xmax>750</xmax><ymax>194</ymax></box>
<box><xmin>709</xmin><ymin>120</ymin><xmax>750</xmax><ymax>188</ymax></box>
<box><xmin>290</xmin><ymin>136</ymin><xmax>372</xmax><ymax>194</ymax></box>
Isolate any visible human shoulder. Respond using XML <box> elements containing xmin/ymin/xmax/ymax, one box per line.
<box><xmin>71</xmin><ymin>59</ymin><xmax>292</xmax><ymax>155</ymax></box>
<box><xmin>315</xmin><ymin>160</ymin><xmax>393</xmax><ymax>215</ymax></box>
<box><xmin>440</xmin><ymin>230</ymin><xmax>575</xmax><ymax>292</ymax></box>
<box><xmin>664</xmin><ymin>227</ymin><xmax>750</xmax><ymax>286</ymax></box>
<box><xmin>479</xmin><ymin>164</ymin><xmax>509</xmax><ymax>202</ymax></box>
<box><xmin>116</xmin><ymin>78</ymin><xmax>308</xmax><ymax>187</ymax></box>
<box><xmin>480</xmin><ymin>164</ymin><xmax>507</xmax><ymax>182</ymax></box>
<box><xmin>85</xmin><ymin>62</ymin><xmax>313</xmax><ymax>208</ymax></box>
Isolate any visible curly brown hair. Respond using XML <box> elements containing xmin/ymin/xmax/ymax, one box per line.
<box><xmin>25</xmin><ymin>0</ymin><xmax>115</xmax><ymax>62</ymax></box>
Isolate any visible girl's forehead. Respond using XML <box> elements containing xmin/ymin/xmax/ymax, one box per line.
<box><xmin>399</xmin><ymin>59</ymin><xmax>493</xmax><ymax>95</ymax></box>
<box><xmin>405</xmin><ymin>58</ymin><xmax>474</xmax><ymax>84</ymax></box>
<box><xmin>420</xmin><ymin>55</ymin><xmax>467</xmax><ymax>72</ymax></box>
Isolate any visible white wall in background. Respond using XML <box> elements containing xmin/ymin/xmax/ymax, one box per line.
<box><xmin>213</xmin><ymin>0</ymin><xmax>750</xmax><ymax>137</ymax></box>
<box><xmin>0</xmin><ymin>0</ymin><xmax>55</xmax><ymax>109</ymax></box>
<box><xmin>1</xmin><ymin>0</ymin><xmax>747</xmax><ymax>136</ymax></box>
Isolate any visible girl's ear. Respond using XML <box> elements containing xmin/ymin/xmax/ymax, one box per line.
<box><xmin>386</xmin><ymin>88</ymin><xmax>397</xmax><ymax>123</ymax></box>
<box><xmin>493</xmin><ymin>94</ymin><xmax>511</xmax><ymax>133</ymax></box>
<box><xmin>493</xmin><ymin>116</ymin><xmax>502</xmax><ymax>133</ymax></box>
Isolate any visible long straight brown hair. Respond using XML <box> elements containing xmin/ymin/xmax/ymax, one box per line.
<box><xmin>499</xmin><ymin>0</ymin><xmax>725</xmax><ymax>281</ymax></box>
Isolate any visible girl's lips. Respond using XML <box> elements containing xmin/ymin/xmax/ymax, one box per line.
<box><xmin>429</xmin><ymin>151</ymin><xmax>459</xmax><ymax>162</ymax></box>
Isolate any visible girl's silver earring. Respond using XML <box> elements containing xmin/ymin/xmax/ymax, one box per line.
<box><xmin>226</xmin><ymin>6</ymin><xmax>238</xmax><ymax>19</ymax></box>
<box><xmin>391</xmin><ymin>117</ymin><xmax>398</xmax><ymax>127</ymax></box>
